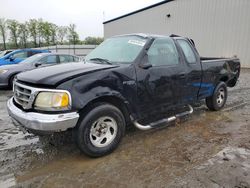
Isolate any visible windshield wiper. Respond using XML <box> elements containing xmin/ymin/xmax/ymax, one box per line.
<box><xmin>89</xmin><ymin>58</ymin><xmax>113</xmax><ymax>65</ymax></box>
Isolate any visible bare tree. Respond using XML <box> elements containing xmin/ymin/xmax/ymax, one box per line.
<box><xmin>50</xmin><ymin>23</ymin><xmax>58</xmax><ymax>45</ymax></box>
<box><xmin>0</xmin><ymin>18</ymin><xmax>8</xmax><ymax>50</ymax></box>
<box><xmin>28</xmin><ymin>19</ymin><xmax>38</xmax><ymax>47</ymax></box>
<box><xmin>7</xmin><ymin>19</ymin><xmax>19</xmax><ymax>48</ymax></box>
<box><xmin>18</xmin><ymin>22</ymin><xmax>29</xmax><ymax>48</ymax></box>
<box><xmin>67</xmin><ymin>24</ymin><xmax>79</xmax><ymax>45</ymax></box>
<box><xmin>40</xmin><ymin>21</ymin><xmax>52</xmax><ymax>45</ymax></box>
<box><xmin>0</xmin><ymin>18</ymin><xmax>82</xmax><ymax>49</ymax></box>
<box><xmin>57</xmin><ymin>26</ymin><xmax>68</xmax><ymax>44</ymax></box>
<box><xmin>37</xmin><ymin>18</ymin><xmax>44</xmax><ymax>47</ymax></box>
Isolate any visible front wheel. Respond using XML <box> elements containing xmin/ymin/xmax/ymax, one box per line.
<box><xmin>75</xmin><ymin>103</ymin><xmax>125</xmax><ymax>157</ymax></box>
<box><xmin>206</xmin><ymin>82</ymin><xmax>228</xmax><ymax>111</ymax></box>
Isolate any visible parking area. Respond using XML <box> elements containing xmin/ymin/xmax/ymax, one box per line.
<box><xmin>1</xmin><ymin>69</ymin><xmax>250</xmax><ymax>187</ymax></box>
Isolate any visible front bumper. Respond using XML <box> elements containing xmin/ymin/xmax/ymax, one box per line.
<box><xmin>0</xmin><ymin>82</ymin><xmax>8</xmax><ymax>88</ymax></box>
<box><xmin>0</xmin><ymin>75</ymin><xmax>9</xmax><ymax>88</ymax></box>
<box><xmin>7</xmin><ymin>97</ymin><xmax>79</xmax><ymax>132</ymax></box>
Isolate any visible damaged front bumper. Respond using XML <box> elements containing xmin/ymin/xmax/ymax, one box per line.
<box><xmin>7</xmin><ymin>97</ymin><xmax>79</xmax><ymax>133</ymax></box>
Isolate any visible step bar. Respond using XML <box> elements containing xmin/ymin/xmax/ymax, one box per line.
<box><xmin>133</xmin><ymin>105</ymin><xmax>193</xmax><ymax>130</ymax></box>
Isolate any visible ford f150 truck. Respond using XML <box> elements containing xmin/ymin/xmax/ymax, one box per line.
<box><xmin>7</xmin><ymin>34</ymin><xmax>240</xmax><ymax>157</ymax></box>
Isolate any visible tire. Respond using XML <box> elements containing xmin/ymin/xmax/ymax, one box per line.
<box><xmin>206</xmin><ymin>82</ymin><xmax>228</xmax><ymax>111</ymax></box>
<box><xmin>75</xmin><ymin>103</ymin><xmax>125</xmax><ymax>157</ymax></box>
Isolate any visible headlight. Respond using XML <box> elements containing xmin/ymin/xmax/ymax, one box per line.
<box><xmin>0</xmin><ymin>69</ymin><xmax>8</xmax><ymax>74</ymax></box>
<box><xmin>34</xmin><ymin>91</ymin><xmax>70</xmax><ymax>111</ymax></box>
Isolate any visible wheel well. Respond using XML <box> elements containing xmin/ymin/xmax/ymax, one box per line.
<box><xmin>219</xmin><ymin>76</ymin><xmax>237</xmax><ymax>87</ymax></box>
<box><xmin>79</xmin><ymin>96</ymin><xmax>131</xmax><ymax>125</ymax></box>
<box><xmin>220</xmin><ymin>76</ymin><xmax>229</xmax><ymax>83</ymax></box>
<box><xmin>8</xmin><ymin>73</ymin><xmax>17</xmax><ymax>88</ymax></box>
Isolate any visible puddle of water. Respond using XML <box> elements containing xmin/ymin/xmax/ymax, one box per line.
<box><xmin>196</xmin><ymin>147</ymin><xmax>250</xmax><ymax>170</ymax></box>
<box><xmin>0</xmin><ymin>174</ymin><xmax>16</xmax><ymax>188</ymax></box>
<box><xmin>0</xmin><ymin>129</ymin><xmax>39</xmax><ymax>151</ymax></box>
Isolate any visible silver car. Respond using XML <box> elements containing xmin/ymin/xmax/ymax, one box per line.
<box><xmin>0</xmin><ymin>53</ymin><xmax>82</xmax><ymax>88</ymax></box>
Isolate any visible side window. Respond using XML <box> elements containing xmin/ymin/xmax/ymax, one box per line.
<box><xmin>29</xmin><ymin>51</ymin><xmax>41</xmax><ymax>57</ymax></box>
<box><xmin>59</xmin><ymin>55</ymin><xmax>74</xmax><ymax>63</ymax></box>
<box><xmin>74</xmin><ymin>56</ymin><xmax>80</xmax><ymax>62</ymax></box>
<box><xmin>12</xmin><ymin>51</ymin><xmax>28</xmax><ymax>59</ymax></box>
<box><xmin>59</xmin><ymin>55</ymin><xmax>68</xmax><ymax>63</ymax></box>
<box><xmin>177</xmin><ymin>40</ymin><xmax>197</xmax><ymax>64</ymax></box>
<box><xmin>27</xmin><ymin>51</ymin><xmax>33</xmax><ymax>57</ymax></box>
<box><xmin>147</xmin><ymin>38</ymin><xmax>179</xmax><ymax>66</ymax></box>
<box><xmin>40</xmin><ymin>55</ymin><xmax>57</xmax><ymax>64</ymax></box>
<box><xmin>67</xmin><ymin>55</ymin><xmax>74</xmax><ymax>62</ymax></box>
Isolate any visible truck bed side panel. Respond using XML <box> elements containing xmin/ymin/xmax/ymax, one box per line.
<box><xmin>199</xmin><ymin>58</ymin><xmax>240</xmax><ymax>100</ymax></box>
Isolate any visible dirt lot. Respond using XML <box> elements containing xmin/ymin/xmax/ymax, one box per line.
<box><xmin>1</xmin><ymin>69</ymin><xmax>250</xmax><ymax>188</ymax></box>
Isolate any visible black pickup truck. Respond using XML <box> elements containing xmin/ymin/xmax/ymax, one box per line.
<box><xmin>7</xmin><ymin>34</ymin><xmax>240</xmax><ymax>157</ymax></box>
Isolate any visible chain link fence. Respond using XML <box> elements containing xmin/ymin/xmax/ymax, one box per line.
<box><xmin>37</xmin><ymin>44</ymin><xmax>97</xmax><ymax>57</ymax></box>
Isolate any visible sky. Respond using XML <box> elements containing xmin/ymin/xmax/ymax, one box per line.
<box><xmin>0</xmin><ymin>0</ymin><xmax>163</xmax><ymax>40</ymax></box>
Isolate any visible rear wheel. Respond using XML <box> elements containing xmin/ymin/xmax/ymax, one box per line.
<box><xmin>206</xmin><ymin>82</ymin><xmax>227</xmax><ymax>111</ymax></box>
<box><xmin>75</xmin><ymin>103</ymin><xmax>125</xmax><ymax>157</ymax></box>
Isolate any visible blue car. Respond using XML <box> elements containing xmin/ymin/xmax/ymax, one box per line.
<box><xmin>0</xmin><ymin>49</ymin><xmax>50</xmax><ymax>66</ymax></box>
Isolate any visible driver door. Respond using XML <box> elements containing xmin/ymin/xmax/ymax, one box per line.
<box><xmin>136</xmin><ymin>37</ymin><xmax>187</xmax><ymax>119</ymax></box>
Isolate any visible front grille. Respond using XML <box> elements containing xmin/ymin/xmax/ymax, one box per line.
<box><xmin>14</xmin><ymin>82</ymin><xmax>33</xmax><ymax>109</ymax></box>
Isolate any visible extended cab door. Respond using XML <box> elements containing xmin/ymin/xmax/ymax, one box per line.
<box><xmin>175</xmin><ymin>39</ymin><xmax>202</xmax><ymax>103</ymax></box>
<box><xmin>136</xmin><ymin>37</ymin><xmax>188</xmax><ymax>118</ymax></box>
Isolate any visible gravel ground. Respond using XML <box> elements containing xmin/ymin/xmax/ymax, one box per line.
<box><xmin>0</xmin><ymin>69</ymin><xmax>250</xmax><ymax>188</ymax></box>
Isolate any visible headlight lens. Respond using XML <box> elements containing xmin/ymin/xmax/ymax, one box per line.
<box><xmin>34</xmin><ymin>91</ymin><xmax>70</xmax><ymax>110</ymax></box>
<box><xmin>0</xmin><ymin>69</ymin><xmax>8</xmax><ymax>74</ymax></box>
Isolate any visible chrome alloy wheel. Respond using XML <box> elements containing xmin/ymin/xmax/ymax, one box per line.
<box><xmin>217</xmin><ymin>88</ymin><xmax>225</xmax><ymax>106</ymax></box>
<box><xmin>89</xmin><ymin>116</ymin><xmax>118</xmax><ymax>148</ymax></box>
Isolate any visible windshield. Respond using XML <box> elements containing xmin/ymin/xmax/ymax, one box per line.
<box><xmin>20</xmin><ymin>54</ymin><xmax>44</xmax><ymax>64</ymax></box>
<box><xmin>85</xmin><ymin>36</ymin><xmax>147</xmax><ymax>64</ymax></box>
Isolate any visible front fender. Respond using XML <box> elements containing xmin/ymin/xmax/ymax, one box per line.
<box><xmin>56</xmin><ymin>65</ymin><xmax>138</xmax><ymax>119</ymax></box>
<box><xmin>71</xmin><ymin>86</ymin><xmax>130</xmax><ymax>110</ymax></box>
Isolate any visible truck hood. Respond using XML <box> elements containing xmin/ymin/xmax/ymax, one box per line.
<box><xmin>16</xmin><ymin>62</ymin><xmax>118</xmax><ymax>86</ymax></box>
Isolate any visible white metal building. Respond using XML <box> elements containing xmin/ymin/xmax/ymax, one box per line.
<box><xmin>103</xmin><ymin>0</ymin><xmax>250</xmax><ymax>68</ymax></box>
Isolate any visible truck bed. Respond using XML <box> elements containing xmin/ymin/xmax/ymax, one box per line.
<box><xmin>201</xmin><ymin>57</ymin><xmax>240</xmax><ymax>88</ymax></box>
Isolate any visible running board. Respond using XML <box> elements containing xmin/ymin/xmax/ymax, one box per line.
<box><xmin>133</xmin><ymin>105</ymin><xmax>193</xmax><ymax>130</ymax></box>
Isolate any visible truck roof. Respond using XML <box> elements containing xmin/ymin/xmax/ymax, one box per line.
<box><xmin>112</xmin><ymin>33</ymin><xmax>170</xmax><ymax>39</ymax></box>
<box><xmin>112</xmin><ymin>33</ymin><xmax>187</xmax><ymax>40</ymax></box>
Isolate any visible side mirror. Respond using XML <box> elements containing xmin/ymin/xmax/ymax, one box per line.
<box><xmin>34</xmin><ymin>62</ymin><xmax>42</xmax><ymax>67</ymax></box>
<box><xmin>140</xmin><ymin>63</ymin><xmax>152</xmax><ymax>69</ymax></box>
<box><xmin>9</xmin><ymin>56</ymin><xmax>14</xmax><ymax>61</ymax></box>
<box><xmin>140</xmin><ymin>53</ymin><xmax>152</xmax><ymax>69</ymax></box>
